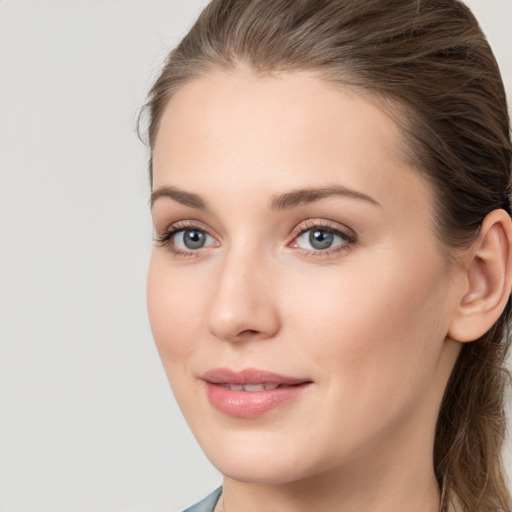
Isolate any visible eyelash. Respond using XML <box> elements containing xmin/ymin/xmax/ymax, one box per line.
<box><xmin>290</xmin><ymin>220</ymin><xmax>357</xmax><ymax>257</ymax></box>
<box><xmin>154</xmin><ymin>221</ymin><xmax>212</xmax><ymax>258</ymax></box>
<box><xmin>154</xmin><ymin>220</ymin><xmax>357</xmax><ymax>258</ymax></box>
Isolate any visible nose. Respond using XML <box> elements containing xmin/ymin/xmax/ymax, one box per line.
<box><xmin>206</xmin><ymin>251</ymin><xmax>281</xmax><ymax>343</ymax></box>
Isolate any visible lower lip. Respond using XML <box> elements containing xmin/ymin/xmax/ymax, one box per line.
<box><xmin>205</xmin><ymin>382</ymin><xmax>311</xmax><ymax>418</ymax></box>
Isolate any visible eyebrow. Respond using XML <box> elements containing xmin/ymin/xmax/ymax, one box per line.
<box><xmin>150</xmin><ymin>184</ymin><xmax>380</xmax><ymax>211</ymax></box>
<box><xmin>150</xmin><ymin>186</ymin><xmax>208</xmax><ymax>210</ymax></box>
<box><xmin>270</xmin><ymin>185</ymin><xmax>380</xmax><ymax>210</ymax></box>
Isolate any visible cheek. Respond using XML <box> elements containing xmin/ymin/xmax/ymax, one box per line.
<box><xmin>285</xmin><ymin>255</ymin><xmax>451</xmax><ymax>399</ymax></box>
<box><xmin>146</xmin><ymin>252</ymin><xmax>207</xmax><ymax>362</ymax></box>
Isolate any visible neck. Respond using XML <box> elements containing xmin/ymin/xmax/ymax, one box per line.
<box><xmin>218</xmin><ymin>414</ymin><xmax>442</xmax><ymax>512</ymax></box>
<box><xmin>219</xmin><ymin>460</ymin><xmax>440</xmax><ymax>512</ymax></box>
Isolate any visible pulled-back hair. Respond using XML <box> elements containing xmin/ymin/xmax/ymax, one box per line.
<box><xmin>141</xmin><ymin>1</ymin><xmax>512</xmax><ymax>509</ymax></box>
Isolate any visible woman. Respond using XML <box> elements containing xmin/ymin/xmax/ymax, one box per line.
<box><xmin>141</xmin><ymin>0</ymin><xmax>512</xmax><ymax>510</ymax></box>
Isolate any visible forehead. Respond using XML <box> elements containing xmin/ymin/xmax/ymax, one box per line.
<box><xmin>154</xmin><ymin>70</ymin><xmax>406</xmax><ymax>169</ymax></box>
<box><xmin>153</xmin><ymin>69</ymin><xmax>405</xmax><ymax>158</ymax></box>
<box><xmin>151</xmin><ymin>69</ymin><xmax>433</xmax><ymax>222</ymax></box>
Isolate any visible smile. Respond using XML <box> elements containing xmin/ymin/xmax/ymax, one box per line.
<box><xmin>201</xmin><ymin>368</ymin><xmax>312</xmax><ymax>418</ymax></box>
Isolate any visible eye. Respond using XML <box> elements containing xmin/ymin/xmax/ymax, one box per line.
<box><xmin>174</xmin><ymin>229</ymin><xmax>213</xmax><ymax>250</ymax></box>
<box><xmin>299</xmin><ymin>229</ymin><xmax>337</xmax><ymax>250</ymax></box>
<box><xmin>155</xmin><ymin>224</ymin><xmax>217</xmax><ymax>255</ymax></box>
<box><xmin>290</xmin><ymin>222</ymin><xmax>356</xmax><ymax>254</ymax></box>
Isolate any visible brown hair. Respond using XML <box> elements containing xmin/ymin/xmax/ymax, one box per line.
<box><xmin>140</xmin><ymin>1</ymin><xmax>512</xmax><ymax>510</ymax></box>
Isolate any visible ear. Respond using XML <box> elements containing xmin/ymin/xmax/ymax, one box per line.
<box><xmin>448</xmin><ymin>209</ymin><xmax>512</xmax><ymax>343</ymax></box>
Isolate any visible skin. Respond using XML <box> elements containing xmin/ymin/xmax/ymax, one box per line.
<box><xmin>147</xmin><ymin>70</ymin><xmax>473</xmax><ymax>512</ymax></box>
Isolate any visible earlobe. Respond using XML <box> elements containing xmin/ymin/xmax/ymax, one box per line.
<box><xmin>448</xmin><ymin>209</ymin><xmax>512</xmax><ymax>343</ymax></box>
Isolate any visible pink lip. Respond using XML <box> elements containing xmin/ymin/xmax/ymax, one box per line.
<box><xmin>201</xmin><ymin>368</ymin><xmax>312</xmax><ymax>418</ymax></box>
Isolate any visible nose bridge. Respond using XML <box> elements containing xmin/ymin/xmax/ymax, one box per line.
<box><xmin>206</xmin><ymin>240</ymin><xmax>280</xmax><ymax>342</ymax></box>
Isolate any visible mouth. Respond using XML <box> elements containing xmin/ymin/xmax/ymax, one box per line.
<box><xmin>201</xmin><ymin>368</ymin><xmax>313</xmax><ymax>418</ymax></box>
<box><xmin>201</xmin><ymin>367</ymin><xmax>310</xmax><ymax>386</ymax></box>
<box><xmin>218</xmin><ymin>383</ymin><xmax>297</xmax><ymax>391</ymax></box>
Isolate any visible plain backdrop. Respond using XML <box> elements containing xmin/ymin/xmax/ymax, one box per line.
<box><xmin>0</xmin><ymin>1</ymin><xmax>511</xmax><ymax>511</ymax></box>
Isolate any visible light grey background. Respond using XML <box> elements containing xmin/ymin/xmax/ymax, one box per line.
<box><xmin>0</xmin><ymin>1</ymin><xmax>510</xmax><ymax>511</ymax></box>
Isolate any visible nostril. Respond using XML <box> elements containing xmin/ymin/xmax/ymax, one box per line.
<box><xmin>238</xmin><ymin>329</ymin><xmax>260</xmax><ymax>337</ymax></box>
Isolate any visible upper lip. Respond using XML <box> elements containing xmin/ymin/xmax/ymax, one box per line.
<box><xmin>201</xmin><ymin>367</ymin><xmax>311</xmax><ymax>386</ymax></box>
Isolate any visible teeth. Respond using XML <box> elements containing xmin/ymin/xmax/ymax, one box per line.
<box><xmin>243</xmin><ymin>384</ymin><xmax>265</xmax><ymax>391</ymax></box>
<box><xmin>244</xmin><ymin>383</ymin><xmax>280</xmax><ymax>391</ymax></box>
<box><xmin>221</xmin><ymin>383</ymin><xmax>280</xmax><ymax>391</ymax></box>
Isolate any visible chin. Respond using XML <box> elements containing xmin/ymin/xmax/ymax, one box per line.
<box><xmin>214</xmin><ymin>458</ymin><xmax>309</xmax><ymax>485</ymax></box>
<box><xmin>199</xmin><ymin>435</ymin><xmax>320</xmax><ymax>485</ymax></box>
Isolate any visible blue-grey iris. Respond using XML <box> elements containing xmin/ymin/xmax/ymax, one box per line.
<box><xmin>310</xmin><ymin>230</ymin><xmax>334</xmax><ymax>250</ymax></box>
<box><xmin>183</xmin><ymin>230</ymin><xmax>206</xmax><ymax>249</ymax></box>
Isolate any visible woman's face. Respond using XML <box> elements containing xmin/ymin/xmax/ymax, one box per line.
<box><xmin>148</xmin><ymin>71</ymin><xmax>464</xmax><ymax>483</ymax></box>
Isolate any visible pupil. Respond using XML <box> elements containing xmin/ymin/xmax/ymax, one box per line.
<box><xmin>309</xmin><ymin>230</ymin><xmax>333</xmax><ymax>250</ymax></box>
<box><xmin>184</xmin><ymin>230</ymin><xmax>205</xmax><ymax>249</ymax></box>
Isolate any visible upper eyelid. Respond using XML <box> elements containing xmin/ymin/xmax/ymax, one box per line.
<box><xmin>158</xmin><ymin>219</ymin><xmax>214</xmax><ymax>235</ymax></box>
<box><xmin>291</xmin><ymin>219</ymin><xmax>355</xmax><ymax>238</ymax></box>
